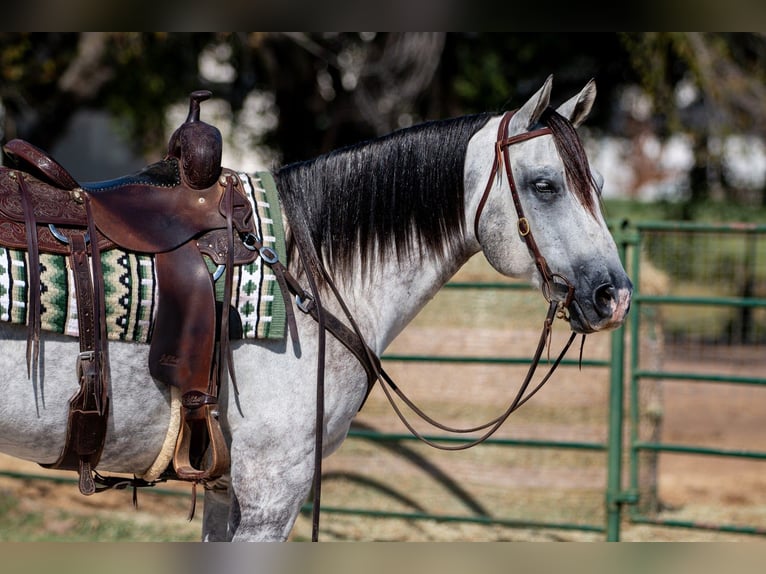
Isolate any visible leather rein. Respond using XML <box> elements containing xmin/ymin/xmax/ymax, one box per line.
<box><xmin>273</xmin><ymin>109</ymin><xmax>582</xmax><ymax>539</ymax></box>
<box><xmin>369</xmin><ymin>109</ymin><xmax>580</xmax><ymax>450</ymax></box>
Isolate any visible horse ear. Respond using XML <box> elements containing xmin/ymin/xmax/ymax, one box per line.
<box><xmin>513</xmin><ymin>74</ymin><xmax>553</xmax><ymax>131</ymax></box>
<box><xmin>556</xmin><ymin>78</ymin><xmax>597</xmax><ymax>127</ymax></box>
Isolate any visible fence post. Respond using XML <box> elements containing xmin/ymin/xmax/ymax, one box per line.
<box><xmin>605</xmin><ymin>220</ymin><xmax>631</xmax><ymax>541</ymax></box>
<box><xmin>606</xmin><ymin>322</ymin><xmax>626</xmax><ymax>540</ymax></box>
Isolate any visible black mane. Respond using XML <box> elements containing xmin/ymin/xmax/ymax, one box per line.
<box><xmin>274</xmin><ymin>109</ymin><xmax>597</xmax><ymax>281</ymax></box>
<box><xmin>275</xmin><ymin>113</ymin><xmax>492</xmax><ymax>278</ymax></box>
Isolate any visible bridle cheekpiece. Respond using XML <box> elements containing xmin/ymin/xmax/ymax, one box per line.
<box><xmin>473</xmin><ymin>109</ymin><xmax>575</xmax><ymax>311</ymax></box>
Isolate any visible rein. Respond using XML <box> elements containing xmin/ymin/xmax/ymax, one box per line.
<box><xmin>376</xmin><ymin>299</ymin><xmax>577</xmax><ymax>451</ymax></box>
<box><xmin>261</xmin><ymin>109</ymin><xmax>583</xmax><ymax>539</ymax></box>
<box><xmin>368</xmin><ymin>109</ymin><xmax>579</xmax><ymax>450</ymax></box>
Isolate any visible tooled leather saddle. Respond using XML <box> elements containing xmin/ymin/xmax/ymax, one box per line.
<box><xmin>0</xmin><ymin>91</ymin><xmax>260</xmax><ymax>494</ymax></box>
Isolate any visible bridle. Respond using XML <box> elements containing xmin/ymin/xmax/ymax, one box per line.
<box><xmin>366</xmin><ymin>109</ymin><xmax>582</xmax><ymax>452</ymax></box>
<box><xmin>474</xmin><ymin>109</ymin><xmax>575</xmax><ymax>308</ymax></box>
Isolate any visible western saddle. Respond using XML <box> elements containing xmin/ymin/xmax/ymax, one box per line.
<box><xmin>0</xmin><ymin>90</ymin><xmax>261</xmax><ymax>494</ymax></box>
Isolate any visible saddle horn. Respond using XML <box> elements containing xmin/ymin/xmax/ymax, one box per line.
<box><xmin>167</xmin><ymin>90</ymin><xmax>223</xmax><ymax>190</ymax></box>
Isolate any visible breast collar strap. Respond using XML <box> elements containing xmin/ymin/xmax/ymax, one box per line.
<box><xmin>473</xmin><ymin>110</ymin><xmax>573</xmax><ymax>307</ymax></box>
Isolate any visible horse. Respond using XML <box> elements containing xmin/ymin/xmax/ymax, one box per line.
<box><xmin>0</xmin><ymin>76</ymin><xmax>631</xmax><ymax>541</ymax></box>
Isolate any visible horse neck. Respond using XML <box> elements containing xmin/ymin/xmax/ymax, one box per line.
<box><xmin>276</xmin><ymin>113</ymin><xmax>494</xmax><ymax>353</ymax></box>
<box><xmin>278</xmin><ymin>210</ymin><xmax>478</xmax><ymax>357</ymax></box>
<box><xmin>326</xmin><ymin>241</ymin><xmax>478</xmax><ymax>355</ymax></box>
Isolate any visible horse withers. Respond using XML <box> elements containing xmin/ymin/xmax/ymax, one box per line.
<box><xmin>0</xmin><ymin>76</ymin><xmax>631</xmax><ymax>541</ymax></box>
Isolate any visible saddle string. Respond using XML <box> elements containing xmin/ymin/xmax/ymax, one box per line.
<box><xmin>217</xmin><ymin>174</ymin><xmax>239</xmax><ymax>402</ymax></box>
<box><xmin>17</xmin><ymin>173</ymin><xmax>41</xmax><ymax>378</ymax></box>
<box><xmin>84</xmin><ymin>193</ymin><xmax>110</xmax><ymax>418</ymax></box>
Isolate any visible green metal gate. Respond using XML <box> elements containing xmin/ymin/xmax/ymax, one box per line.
<box><xmin>619</xmin><ymin>221</ymin><xmax>766</xmax><ymax>539</ymax></box>
<box><xmin>1</xmin><ymin>222</ymin><xmax>765</xmax><ymax>541</ymax></box>
<box><xmin>309</xmin><ymin>220</ymin><xmax>766</xmax><ymax>541</ymax></box>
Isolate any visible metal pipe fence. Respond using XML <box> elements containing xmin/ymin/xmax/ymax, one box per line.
<box><xmin>624</xmin><ymin>221</ymin><xmax>766</xmax><ymax>538</ymax></box>
<box><xmin>2</xmin><ymin>221</ymin><xmax>765</xmax><ymax>541</ymax></box>
<box><xmin>307</xmin><ymin>220</ymin><xmax>766</xmax><ymax>541</ymax></box>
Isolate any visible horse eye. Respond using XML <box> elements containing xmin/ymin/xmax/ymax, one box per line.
<box><xmin>534</xmin><ymin>180</ymin><xmax>555</xmax><ymax>194</ymax></box>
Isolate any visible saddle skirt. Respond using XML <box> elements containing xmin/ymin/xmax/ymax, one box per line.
<box><xmin>0</xmin><ymin>171</ymin><xmax>287</xmax><ymax>342</ymax></box>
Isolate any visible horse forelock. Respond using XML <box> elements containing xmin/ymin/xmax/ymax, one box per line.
<box><xmin>539</xmin><ymin>108</ymin><xmax>600</xmax><ymax>218</ymax></box>
<box><xmin>275</xmin><ymin>113</ymin><xmax>492</xmax><ymax>280</ymax></box>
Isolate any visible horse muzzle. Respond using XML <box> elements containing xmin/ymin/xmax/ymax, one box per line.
<box><xmin>565</xmin><ymin>276</ymin><xmax>633</xmax><ymax>334</ymax></box>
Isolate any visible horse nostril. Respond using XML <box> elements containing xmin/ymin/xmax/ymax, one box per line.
<box><xmin>593</xmin><ymin>283</ymin><xmax>616</xmax><ymax>318</ymax></box>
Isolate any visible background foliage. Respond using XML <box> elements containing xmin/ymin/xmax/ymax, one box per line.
<box><xmin>1</xmin><ymin>32</ymin><xmax>765</xmax><ymax>212</ymax></box>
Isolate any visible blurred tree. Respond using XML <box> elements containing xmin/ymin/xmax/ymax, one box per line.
<box><xmin>0</xmin><ymin>33</ymin><xmax>216</xmax><ymax>151</ymax></box>
<box><xmin>0</xmin><ymin>32</ymin><xmax>764</xmax><ymax>209</ymax></box>
<box><xmin>0</xmin><ymin>32</ymin><xmax>637</xmax><ymax>162</ymax></box>
<box><xmin>251</xmin><ymin>32</ymin><xmax>448</xmax><ymax>162</ymax></box>
<box><xmin>620</xmin><ymin>32</ymin><xmax>766</xmax><ymax>209</ymax></box>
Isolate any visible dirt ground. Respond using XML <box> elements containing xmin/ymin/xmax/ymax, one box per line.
<box><xmin>0</xmin><ymin>325</ymin><xmax>764</xmax><ymax>542</ymax></box>
<box><xmin>289</xmin><ymin>327</ymin><xmax>766</xmax><ymax>542</ymax></box>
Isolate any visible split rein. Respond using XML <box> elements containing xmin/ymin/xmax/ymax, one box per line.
<box><xmin>373</xmin><ymin>109</ymin><xmax>584</xmax><ymax>451</ymax></box>
<box><xmin>259</xmin><ymin>110</ymin><xmax>585</xmax><ymax>539</ymax></box>
<box><xmin>377</xmin><ymin>301</ymin><xmax>581</xmax><ymax>451</ymax></box>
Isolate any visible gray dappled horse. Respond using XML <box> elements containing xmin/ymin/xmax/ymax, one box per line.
<box><xmin>0</xmin><ymin>77</ymin><xmax>631</xmax><ymax>541</ymax></box>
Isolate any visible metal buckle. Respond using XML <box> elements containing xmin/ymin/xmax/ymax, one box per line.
<box><xmin>542</xmin><ymin>273</ymin><xmax>575</xmax><ymax>310</ymax></box>
<box><xmin>259</xmin><ymin>246</ymin><xmax>279</xmax><ymax>265</ymax></box>
<box><xmin>241</xmin><ymin>232</ymin><xmax>258</xmax><ymax>251</ymax></box>
<box><xmin>49</xmin><ymin>224</ymin><xmax>90</xmax><ymax>246</ymax></box>
<box><xmin>295</xmin><ymin>293</ymin><xmax>314</xmax><ymax>313</ymax></box>
<box><xmin>76</xmin><ymin>350</ymin><xmax>95</xmax><ymax>378</ymax></box>
<box><xmin>240</xmin><ymin>232</ymin><xmax>280</xmax><ymax>265</ymax></box>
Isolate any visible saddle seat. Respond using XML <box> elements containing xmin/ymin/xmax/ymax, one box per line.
<box><xmin>0</xmin><ymin>91</ymin><xmax>257</xmax><ymax>493</ymax></box>
<box><xmin>2</xmin><ymin>148</ymin><xmax>254</xmax><ymax>256</ymax></box>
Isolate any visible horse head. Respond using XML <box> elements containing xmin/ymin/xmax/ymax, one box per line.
<box><xmin>468</xmin><ymin>76</ymin><xmax>632</xmax><ymax>334</ymax></box>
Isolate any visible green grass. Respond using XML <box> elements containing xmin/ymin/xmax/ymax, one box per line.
<box><xmin>0</xmin><ymin>486</ymin><xmax>200</xmax><ymax>542</ymax></box>
<box><xmin>603</xmin><ymin>198</ymin><xmax>766</xmax><ymax>225</ymax></box>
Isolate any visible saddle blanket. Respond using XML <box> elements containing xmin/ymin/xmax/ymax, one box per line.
<box><xmin>0</xmin><ymin>171</ymin><xmax>287</xmax><ymax>341</ymax></box>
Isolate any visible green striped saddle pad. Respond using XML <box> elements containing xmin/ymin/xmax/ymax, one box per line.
<box><xmin>0</xmin><ymin>171</ymin><xmax>287</xmax><ymax>342</ymax></box>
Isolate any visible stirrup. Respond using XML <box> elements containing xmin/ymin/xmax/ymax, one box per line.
<box><xmin>172</xmin><ymin>402</ymin><xmax>230</xmax><ymax>482</ymax></box>
<box><xmin>78</xmin><ymin>458</ymin><xmax>96</xmax><ymax>495</ymax></box>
